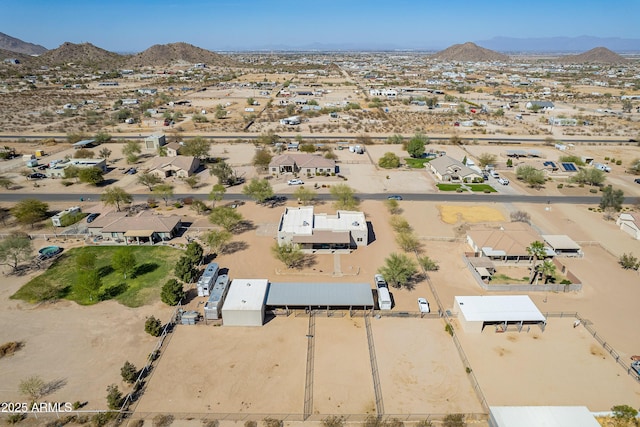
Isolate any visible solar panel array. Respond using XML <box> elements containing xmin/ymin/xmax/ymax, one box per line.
<box><xmin>543</xmin><ymin>161</ymin><xmax>556</xmax><ymax>168</ymax></box>
<box><xmin>562</xmin><ymin>162</ymin><xmax>577</xmax><ymax>171</ymax></box>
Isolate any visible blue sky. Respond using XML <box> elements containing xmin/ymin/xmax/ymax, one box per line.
<box><xmin>1</xmin><ymin>0</ymin><xmax>638</xmax><ymax>51</ymax></box>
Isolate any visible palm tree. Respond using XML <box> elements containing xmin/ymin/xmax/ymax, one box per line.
<box><xmin>526</xmin><ymin>241</ymin><xmax>546</xmax><ymax>284</ymax></box>
<box><xmin>540</xmin><ymin>260</ymin><xmax>557</xmax><ymax>284</ymax></box>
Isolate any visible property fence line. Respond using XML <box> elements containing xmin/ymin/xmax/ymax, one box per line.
<box><xmin>578</xmin><ymin>314</ymin><xmax>640</xmax><ymax>384</ymax></box>
<box><xmin>117</xmin><ymin>303</ymin><xmax>183</xmax><ymax>423</ymax></box>
<box><xmin>419</xmin><ymin>236</ymin><xmax>465</xmax><ymax>242</ymax></box>
<box><xmin>413</xmin><ymin>250</ymin><xmax>490</xmax><ymax>414</ymax></box>
<box><xmin>364</xmin><ymin>313</ymin><xmax>384</xmax><ymax>416</ymax></box>
<box><xmin>303</xmin><ymin>311</ymin><xmax>316</xmax><ymax>420</ymax></box>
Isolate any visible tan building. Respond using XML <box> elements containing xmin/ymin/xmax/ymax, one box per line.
<box><xmin>269</xmin><ymin>153</ymin><xmax>336</xmax><ymax>175</ymax></box>
<box><xmin>466</xmin><ymin>222</ymin><xmax>550</xmax><ymax>262</ymax></box>
<box><xmin>148</xmin><ymin>156</ymin><xmax>199</xmax><ymax>178</ymax></box>
<box><xmin>429</xmin><ymin>155</ymin><xmax>482</xmax><ymax>182</ymax></box>
<box><xmin>88</xmin><ymin>211</ymin><xmax>181</xmax><ymax>244</ymax></box>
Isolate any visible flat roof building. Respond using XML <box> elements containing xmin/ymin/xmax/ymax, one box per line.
<box><xmin>277</xmin><ymin>206</ymin><xmax>368</xmax><ymax>251</ymax></box>
<box><xmin>489</xmin><ymin>406</ymin><xmax>600</xmax><ymax>427</ymax></box>
<box><xmin>266</xmin><ymin>282</ymin><xmax>374</xmax><ymax>312</ymax></box>
<box><xmin>453</xmin><ymin>295</ymin><xmax>546</xmax><ymax>333</ymax></box>
<box><xmin>221</xmin><ymin>279</ymin><xmax>269</xmax><ymax>326</ymax></box>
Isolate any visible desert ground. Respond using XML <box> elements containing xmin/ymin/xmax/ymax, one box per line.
<box><xmin>3</xmin><ymin>188</ymin><xmax>640</xmax><ymax>423</ymax></box>
<box><xmin>1</xmin><ymin>117</ymin><xmax>640</xmax><ymax>425</ymax></box>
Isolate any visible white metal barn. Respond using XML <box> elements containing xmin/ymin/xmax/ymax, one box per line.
<box><xmin>221</xmin><ymin>279</ymin><xmax>269</xmax><ymax>326</ymax></box>
<box><xmin>453</xmin><ymin>296</ymin><xmax>546</xmax><ymax>333</ymax></box>
<box><xmin>489</xmin><ymin>406</ymin><xmax>600</xmax><ymax>427</ymax></box>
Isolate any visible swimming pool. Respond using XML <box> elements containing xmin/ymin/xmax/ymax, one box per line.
<box><xmin>38</xmin><ymin>246</ymin><xmax>62</xmax><ymax>258</ymax></box>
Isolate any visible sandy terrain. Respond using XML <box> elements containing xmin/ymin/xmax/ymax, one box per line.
<box><xmin>0</xmin><ymin>269</ymin><xmax>174</xmax><ymax>409</ymax></box>
<box><xmin>2</xmin><ymin>137</ymin><xmax>640</xmax><ymax>420</ymax></box>
<box><xmin>455</xmin><ymin>317</ymin><xmax>640</xmax><ymax>411</ymax></box>
<box><xmin>134</xmin><ymin>317</ymin><xmax>308</xmax><ymax>414</ymax></box>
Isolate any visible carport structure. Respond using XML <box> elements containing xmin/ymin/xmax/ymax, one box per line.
<box><xmin>266</xmin><ymin>282</ymin><xmax>374</xmax><ymax>315</ymax></box>
<box><xmin>453</xmin><ymin>295</ymin><xmax>546</xmax><ymax>333</ymax></box>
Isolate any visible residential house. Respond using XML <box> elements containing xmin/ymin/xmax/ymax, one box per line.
<box><xmin>46</xmin><ymin>158</ymin><xmax>107</xmax><ymax>178</ymax></box>
<box><xmin>429</xmin><ymin>155</ymin><xmax>482</xmax><ymax>182</ymax></box>
<box><xmin>88</xmin><ymin>211</ymin><xmax>181</xmax><ymax>244</ymax></box>
<box><xmin>148</xmin><ymin>156</ymin><xmax>199</xmax><ymax>178</ymax></box>
<box><xmin>525</xmin><ymin>101</ymin><xmax>555</xmax><ymax>111</ymax></box>
<box><xmin>269</xmin><ymin>153</ymin><xmax>336</xmax><ymax>176</ymax></box>
<box><xmin>466</xmin><ymin>222</ymin><xmax>552</xmax><ymax>262</ymax></box>
<box><xmin>277</xmin><ymin>206</ymin><xmax>368</xmax><ymax>251</ymax></box>
<box><xmin>616</xmin><ymin>213</ymin><xmax>640</xmax><ymax>240</ymax></box>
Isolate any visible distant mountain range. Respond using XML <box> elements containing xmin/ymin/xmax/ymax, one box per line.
<box><xmin>0</xmin><ymin>32</ymin><xmax>636</xmax><ymax>69</ymax></box>
<box><xmin>476</xmin><ymin>36</ymin><xmax>640</xmax><ymax>53</ymax></box>
<box><xmin>0</xmin><ymin>32</ymin><xmax>47</xmax><ymax>55</ymax></box>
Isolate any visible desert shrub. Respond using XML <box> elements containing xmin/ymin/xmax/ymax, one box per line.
<box><xmin>203</xmin><ymin>420</ymin><xmax>219</xmax><ymax>427</ymax></box>
<box><xmin>145</xmin><ymin>316</ymin><xmax>163</xmax><ymax>337</ymax></box>
<box><xmin>152</xmin><ymin>414</ymin><xmax>174</xmax><ymax>427</ymax></box>
<box><xmin>6</xmin><ymin>414</ymin><xmax>26</xmax><ymax>424</ymax></box>
<box><xmin>0</xmin><ymin>341</ymin><xmax>24</xmax><ymax>358</ymax></box>
<box><xmin>557</xmin><ymin>183</ymin><xmax>563</xmax><ymax>189</ymax></box>
<box><xmin>263</xmin><ymin>418</ymin><xmax>282</xmax><ymax>427</ymax></box>
<box><xmin>130</xmin><ymin>420</ymin><xmax>144</xmax><ymax>427</ymax></box>
<box><xmin>445</xmin><ymin>323</ymin><xmax>454</xmax><ymax>336</ymax></box>
<box><xmin>244</xmin><ymin>421</ymin><xmax>257</xmax><ymax>427</ymax></box>
<box><xmin>121</xmin><ymin>361</ymin><xmax>138</xmax><ymax>383</ymax></box>
<box><xmin>322</xmin><ymin>416</ymin><xmax>345</xmax><ymax>427</ymax></box>
<box><xmin>442</xmin><ymin>414</ymin><xmax>465</xmax><ymax>427</ymax></box>
<box><xmin>92</xmin><ymin>411</ymin><xmax>117</xmax><ymax>427</ymax></box>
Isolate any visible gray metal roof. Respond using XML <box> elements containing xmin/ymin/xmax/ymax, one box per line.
<box><xmin>267</xmin><ymin>282</ymin><xmax>374</xmax><ymax>307</ymax></box>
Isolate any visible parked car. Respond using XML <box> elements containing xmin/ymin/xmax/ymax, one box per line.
<box><xmin>417</xmin><ymin>297</ymin><xmax>430</xmax><ymax>313</ymax></box>
<box><xmin>374</xmin><ymin>274</ymin><xmax>387</xmax><ymax>289</ymax></box>
<box><xmin>387</xmin><ymin>195</ymin><xmax>403</xmax><ymax>200</ymax></box>
<box><xmin>37</xmin><ymin>165</ymin><xmax>48</xmax><ymax>170</ymax></box>
<box><xmin>635</xmin><ymin>178</ymin><xmax>640</xmax><ymax>184</ymax></box>
<box><xmin>28</xmin><ymin>173</ymin><xmax>46</xmax><ymax>180</ymax></box>
<box><xmin>498</xmin><ymin>177</ymin><xmax>510</xmax><ymax>185</ymax></box>
<box><xmin>86</xmin><ymin>213</ymin><xmax>100</xmax><ymax>223</ymax></box>
<box><xmin>288</xmin><ymin>179</ymin><xmax>304</xmax><ymax>185</ymax></box>
<box><xmin>124</xmin><ymin>168</ymin><xmax>137</xmax><ymax>175</ymax></box>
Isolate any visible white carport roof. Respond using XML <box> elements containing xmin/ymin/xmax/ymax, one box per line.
<box><xmin>489</xmin><ymin>406</ymin><xmax>600</xmax><ymax>427</ymax></box>
<box><xmin>541</xmin><ymin>234</ymin><xmax>581</xmax><ymax>251</ymax></box>
<box><xmin>455</xmin><ymin>295</ymin><xmax>545</xmax><ymax>323</ymax></box>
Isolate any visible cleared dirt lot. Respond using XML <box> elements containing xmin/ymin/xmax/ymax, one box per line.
<box><xmin>134</xmin><ymin>317</ymin><xmax>308</xmax><ymax>414</ymax></box>
<box><xmin>312</xmin><ymin>317</ymin><xmax>376</xmax><ymax>415</ymax></box>
<box><xmin>454</xmin><ymin>317</ymin><xmax>640</xmax><ymax>411</ymax></box>
<box><xmin>372</xmin><ymin>317</ymin><xmax>483</xmax><ymax>415</ymax></box>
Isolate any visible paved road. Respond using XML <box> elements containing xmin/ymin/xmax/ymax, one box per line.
<box><xmin>0</xmin><ymin>134</ymin><xmax>633</xmax><ymax>144</ymax></box>
<box><xmin>1</xmin><ymin>192</ymin><xmax>637</xmax><ymax>205</ymax></box>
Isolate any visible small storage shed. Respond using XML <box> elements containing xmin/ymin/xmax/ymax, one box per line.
<box><xmin>221</xmin><ymin>279</ymin><xmax>269</xmax><ymax>326</ymax></box>
<box><xmin>489</xmin><ymin>406</ymin><xmax>600</xmax><ymax>427</ymax></box>
<box><xmin>453</xmin><ymin>295</ymin><xmax>546</xmax><ymax>333</ymax></box>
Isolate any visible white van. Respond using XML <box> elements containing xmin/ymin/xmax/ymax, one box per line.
<box><xmin>490</xmin><ymin>170</ymin><xmax>500</xmax><ymax>179</ymax></box>
<box><xmin>377</xmin><ymin>287</ymin><xmax>392</xmax><ymax>310</ymax></box>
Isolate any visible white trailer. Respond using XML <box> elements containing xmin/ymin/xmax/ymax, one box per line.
<box><xmin>197</xmin><ymin>262</ymin><xmax>219</xmax><ymax>297</ymax></box>
<box><xmin>377</xmin><ymin>287</ymin><xmax>392</xmax><ymax>310</ymax></box>
<box><xmin>204</xmin><ymin>274</ymin><xmax>230</xmax><ymax>320</ymax></box>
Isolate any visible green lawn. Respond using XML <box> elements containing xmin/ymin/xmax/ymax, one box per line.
<box><xmin>404</xmin><ymin>157</ymin><xmax>433</xmax><ymax>168</ymax></box>
<box><xmin>436</xmin><ymin>183</ymin><xmax>462</xmax><ymax>191</ymax></box>
<box><xmin>11</xmin><ymin>246</ymin><xmax>183</xmax><ymax>307</ymax></box>
<box><xmin>468</xmin><ymin>184</ymin><xmax>496</xmax><ymax>192</ymax></box>
<box><xmin>437</xmin><ymin>183</ymin><xmax>496</xmax><ymax>192</ymax></box>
